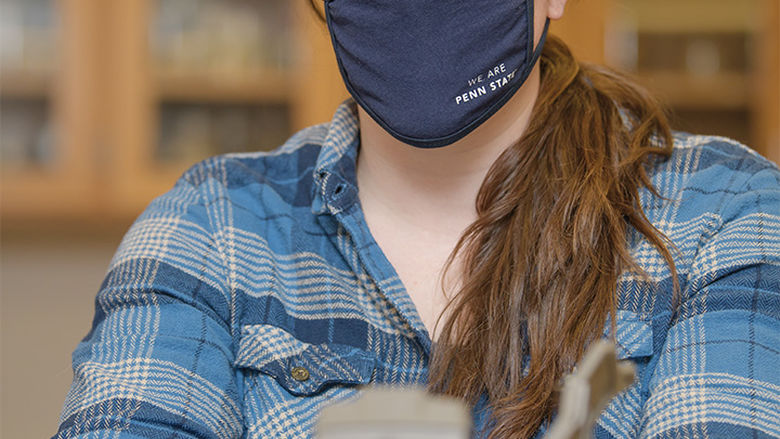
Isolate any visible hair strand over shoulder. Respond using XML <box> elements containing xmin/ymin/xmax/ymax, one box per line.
<box><xmin>428</xmin><ymin>36</ymin><xmax>679</xmax><ymax>438</ymax></box>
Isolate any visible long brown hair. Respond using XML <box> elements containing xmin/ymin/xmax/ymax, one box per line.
<box><xmin>429</xmin><ymin>37</ymin><xmax>678</xmax><ymax>437</ymax></box>
<box><xmin>308</xmin><ymin>2</ymin><xmax>677</xmax><ymax>436</ymax></box>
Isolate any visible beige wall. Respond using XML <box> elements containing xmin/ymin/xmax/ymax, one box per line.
<box><xmin>1</xmin><ymin>227</ymin><xmax>125</xmax><ymax>438</ymax></box>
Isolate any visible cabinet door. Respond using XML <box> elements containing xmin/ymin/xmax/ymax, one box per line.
<box><xmin>551</xmin><ymin>0</ymin><xmax>777</xmax><ymax>161</ymax></box>
<box><xmin>105</xmin><ymin>0</ymin><xmax>348</xmax><ymax>218</ymax></box>
<box><xmin>1</xmin><ymin>0</ymin><xmax>100</xmax><ymax>219</ymax></box>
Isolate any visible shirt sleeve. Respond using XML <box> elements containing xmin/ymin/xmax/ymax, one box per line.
<box><xmin>53</xmin><ymin>164</ymin><xmax>244</xmax><ymax>439</ymax></box>
<box><xmin>640</xmin><ymin>165</ymin><xmax>780</xmax><ymax>438</ymax></box>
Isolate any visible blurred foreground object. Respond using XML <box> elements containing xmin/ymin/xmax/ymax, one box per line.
<box><xmin>316</xmin><ymin>341</ymin><xmax>633</xmax><ymax>439</ymax></box>
<box><xmin>545</xmin><ymin>340</ymin><xmax>636</xmax><ymax>439</ymax></box>
<box><xmin>317</xmin><ymin>387</ymin><xmax>471</xmax><ymax>439</ymax></box>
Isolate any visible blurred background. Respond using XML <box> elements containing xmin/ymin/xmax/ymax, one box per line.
<box><xmin>1</xmin><ymin>0</ymin><xmax>778</xmax><ymax>437</ymax></box>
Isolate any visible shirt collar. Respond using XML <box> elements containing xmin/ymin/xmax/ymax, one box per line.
<box><xmin>312</xmin><ymin>100</ymin><xmax>361</xmax><ymax>216</ymax></box>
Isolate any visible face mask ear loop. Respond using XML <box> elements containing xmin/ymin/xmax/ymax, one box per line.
<box><xmin>527</xmin><ymin>18</ymin><xmax>551</xmax><ymax>72</ymax></box>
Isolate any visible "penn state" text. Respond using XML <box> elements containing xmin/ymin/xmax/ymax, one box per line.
<box><xmin>455</xmin><ymin>63</ymin><xmax>517</xmax><ymax>105</ymax></box>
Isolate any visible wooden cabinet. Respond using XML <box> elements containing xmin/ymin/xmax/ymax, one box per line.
<box><xmin>553</xmin><ymin>0</ymin><xmax>779</xmax><ymax>162</ymax></box>
<box><xmin>2</xmin><ymin>0</ymin><xmax>777</xmax><ymax>222</ymax></box>
<box><xmin>1</xmin><ymin>0</ymin><xmax>95</xmax><ymax>219</ymax></box>
<box><xmin>1</xmin><ymin>0</ymin><xmax>347</xmax><ymax>221</ymax></box>
<box><xmin>103</xmin><ymin>0</ymin><xmax>347</xmax><ymax>217</ymax></box>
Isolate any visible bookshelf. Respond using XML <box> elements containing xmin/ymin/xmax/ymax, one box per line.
<box><xmin>604</xmin><ymin>0</ymin><xmax>778</xmax><ymax>158</ymax></box>
<box><xmin>99</xmin><ymin>0</ymin><xmax>350</xmax><ymax>217</ymax></box>
<box><xmin>1</xmin><ymin>0</ymin><xmax>348</xmax><ymax>222</ymax></box>
<box><xmin>1</xmin><ymin>0</ymin><xmax>98</xmax><ymax>219</ymax></box>
<box><xmin>553</xmin><ymin>0</ymin><xmax>778</xmax><ymax>162</ymax></box>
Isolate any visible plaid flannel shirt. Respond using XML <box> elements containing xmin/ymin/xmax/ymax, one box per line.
<box><xmin>55</xmin><ymin>101</ymin><xmax>780</xmax><ymax>438</ymax></box>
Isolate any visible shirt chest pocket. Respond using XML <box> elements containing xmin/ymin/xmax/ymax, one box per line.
<box><xmin>593</xmin><ymin>310</ymin><xmax>655</xmax><ymax>437</ymax></box>
<box><xmin>234</xmin><ymin>324</ymin><xmax>376</xmax><ymax>396</ymax></box>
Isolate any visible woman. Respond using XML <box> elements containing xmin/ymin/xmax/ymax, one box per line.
<box><xmin>54</xmin><ymin>0</ymin><xmax>780</xmax><ymax>438</ymax></box>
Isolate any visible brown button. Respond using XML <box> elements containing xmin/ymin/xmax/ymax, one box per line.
<box><xmin>291</xmin><ymin>366</ymin><xmax>310</xmax><ymax>382</ymax></box>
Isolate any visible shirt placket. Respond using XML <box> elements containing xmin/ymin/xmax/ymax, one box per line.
<box><xmin>315</xmin><ymin>167</ymin><xmax>433</xmax><ymax>361</ymax></box>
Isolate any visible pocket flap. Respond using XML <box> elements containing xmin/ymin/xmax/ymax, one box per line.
<box><xmin>605</xmin><ymin>310</ymin><xmax>654</xmax><ymax>359</ymax></box>
<box><xmin>235</xmin><ymin>324</ymin><xmax>375</xmax><ymax>396</ymax></box>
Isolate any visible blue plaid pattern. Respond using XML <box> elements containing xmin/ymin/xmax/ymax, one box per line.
<box><xmin>55</xmin><ymin>101</ymin><xmax>780</xmax><ymax>438</ymax></box>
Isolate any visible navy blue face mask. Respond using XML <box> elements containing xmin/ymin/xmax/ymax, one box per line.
<box><xmin>325</xmin><ymin>0</ymin><xmax>550</xmax><ymax>148</ymax></box>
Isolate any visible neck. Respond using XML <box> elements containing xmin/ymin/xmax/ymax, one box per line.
<box><xmin>356</xmin><ymin>65</ymin><xmax>541</xmax><ymax>234</ymax></box>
